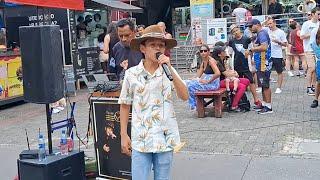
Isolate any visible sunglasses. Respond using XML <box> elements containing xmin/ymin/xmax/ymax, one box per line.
<box><xmin>200</xmin><ymin>49</ymin><xmax>208</xmax><ymax>53</ymax></box>
<box><xmin>248</xmin><ymin>25</ymin><xmax>253</xmax><ymax>28</ymax></box>
<box><xmin>307</xmin><ymin>14</ymin><xmax>312</xmax><ymax>16</ymax></box>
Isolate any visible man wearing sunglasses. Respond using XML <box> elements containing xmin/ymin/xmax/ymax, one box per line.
<box><xmin>247</xmin><ymin>19</ymin><xmax>273</xmax><ymax>114</ymax></box>
<box><xmin>300</xmin><ymin>7</ymin><xmax>320</xmax><ymax>95</ymax></box>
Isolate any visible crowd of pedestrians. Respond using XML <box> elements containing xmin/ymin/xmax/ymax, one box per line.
<box><xmin>188</xmin><ymin>7</ymin><xmax>320</xmax><ymax>114</ymax></box>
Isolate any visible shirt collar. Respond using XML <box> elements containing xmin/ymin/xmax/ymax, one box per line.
<box><xmin>136</xmin><ymin>59</ymin><xmax>163</xmax><ymax>77</ymax></box>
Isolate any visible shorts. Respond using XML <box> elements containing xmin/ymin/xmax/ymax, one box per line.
<box><xmin>257</xmin><ymin>71</ymin><xmax>271</xmax><ymax>89</ymax></box>
<box><xmin>226</xmin><ymin>77</ymin><xmax>239</xmax><ymax>82</ymax></box>
<box><xmin>238</xmin><ymin>71</ymin><xmax>254</xmax><ymax>84</ymax></box>
<box><xmin>316</xmin><ymin>60</ymin><xmax>320</xmax><ymax>81</ymax></box>
<box><xmin>271</xmin><ymin>57</ymin><xmax>284</xmax><ymax>74</ymax></box>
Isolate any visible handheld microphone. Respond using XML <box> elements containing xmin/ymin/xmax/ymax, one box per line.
<box><xmin>155</xmin><ymin>52</ymin><xmax>173</xmax><ymax>81</ymax></box>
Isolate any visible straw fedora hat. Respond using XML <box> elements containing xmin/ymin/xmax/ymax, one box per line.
<box><xmin>130</xmin><ymin>25</ymin><xmax>177</xmax><ymax>51</ymax></box>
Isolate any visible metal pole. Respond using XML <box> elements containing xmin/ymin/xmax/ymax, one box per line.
<box><xmin>46</xmin><ymin>104</ymin><xmax>53</xmax><ymax>154</ymax></box>
<box><xmin>129</xmin><ymin>0</ymin><xmax>132</xmax><ymax>17</ymax></box>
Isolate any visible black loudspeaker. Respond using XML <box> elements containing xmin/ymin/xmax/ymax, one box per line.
<box><xmin>19</xmin><ymin>25</ymin><xmax>64</xmax><ymax>104</ymax></box>
<box><xmin>18</xmin><ymin>151</ymin><xmax>85</xmax><ymax>180</ymax></box>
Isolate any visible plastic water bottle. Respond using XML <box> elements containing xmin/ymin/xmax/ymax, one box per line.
<box><xmin>60</xmin><ymin>130</ymin><xmax>68</xmax><ymax>155</ymax></box>
<box><xmin>38</xmin><ymin>134</ymin><xmax>46</xmax><ymax>161</ymax></box>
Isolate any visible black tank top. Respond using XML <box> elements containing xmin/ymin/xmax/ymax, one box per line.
<box><xmin>202</xmin><ymin>60</ymin><xmax>215</xmax><ymax>74</ymax></box>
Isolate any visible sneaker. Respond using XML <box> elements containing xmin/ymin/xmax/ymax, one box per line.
<box><xmin>258</xmin><ymin>106</ymin><xmax>273</xmax><ymax>114</ymax></box>
<box><xmin>275</xmin><ymin>88</ymin><xmax>282</xmax><ymax>94</ymax></box>
<box><xmin>287</xmin><ymin>71</ymin><xmax>294</xmax><ymax>77</ymax></box>
<box><xmin>253</xmin><ymin>101</ymin><xmax>263</xmax><ymax>111</ymax></box>
<box><xmin>307</xmin><ymin>88</ymin><xmax>315</xmax><ymax>96</ymax></box>
<box><xmin>230</xmin><ymin>107</ymin><xmax>241</xmax><ymax>112</ymax></box>
<box><xmin>256</xmin><ymin>87</ymin><xmax>262</xmax><ymax>93</ymax></box>
<box><xmin>311</xmin><ymin>100</ymin><xmax>318</xmax><ymax>108</ymax></box>
<box><xmin>299</xmin><ymin>71</ymin><xmax>305</xmax><ymax>76</ymax></box>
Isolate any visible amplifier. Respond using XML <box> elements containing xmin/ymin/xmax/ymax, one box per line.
<box><xmin>18</xmin><ymin>151</ymin><xmax>85</xmax><ymax>180</ymax></box>
<box><xmin>19</xmin><ymin>149</ymin><xmax>39</xmax><ymax>160</ymax></box>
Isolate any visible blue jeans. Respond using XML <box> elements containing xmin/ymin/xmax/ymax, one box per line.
<box><xmin>132</xmin><ymin>150</ymin><xmax>173</xmax><ymax>180</ymax></box>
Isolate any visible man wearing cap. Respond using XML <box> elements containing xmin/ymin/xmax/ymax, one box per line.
<box><xmin>248</xmin><ymin>19</ymin><xmax>273</xmax><ymax>114</ymax></box>
<box><xmin>228</xmin><ymin>24</ymin><xmax>262</xmax><ymax>108</ymax></box>
<box><xmin>118</xmin><ymin>25</ymin><xmax>189</xmax><ymax>179</ymax></box>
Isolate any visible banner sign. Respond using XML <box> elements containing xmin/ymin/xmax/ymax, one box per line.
<box><xmin>92</xmin><ymin>98</ymin><xmax>132</xmax><ymax>179</ymax></box>
<box><xmin>206</xmin><ymin>18</ymin><xmax>227</xmax><ymax>45</ymax></box>
<box><xmin>190</xmin><ymin>0</ymin><xmax>213</xmax><ymax>18</ymax></box>
<box><xmin>74</xmin><ymin>47</ymin><xmax>102</xmax><ymax>79</ymax></box>
<box><xmin>5</xmin><ymin>0</ymin><xmax>84</xmax><ymax>10</ymax></box>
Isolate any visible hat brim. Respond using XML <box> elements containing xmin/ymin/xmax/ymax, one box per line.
<box><xmin>130</xmin><ymin>36</ymin><xmax>177</xmax><ymax>51</ymax></box>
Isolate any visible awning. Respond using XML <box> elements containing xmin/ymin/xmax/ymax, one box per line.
<box><xmin>4</xmin><ymin>0</ymin><xmax>84</xmax><ymax>10</ymax></box>
<box><xmin>91</xmin><ymin>0</ymin><xmax>143</xmax><ymax>13</ymax></box>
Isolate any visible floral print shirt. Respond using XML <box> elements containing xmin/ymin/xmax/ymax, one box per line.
<box><xmin>118</xmin><ymin>60</ymin><xmax>181</xmax><ymax>153</ymax></box>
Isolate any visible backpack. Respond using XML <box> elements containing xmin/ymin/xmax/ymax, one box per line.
<box><xmin>238</xmin><ymin>93</ymin><xmax>251</xmax><ymax>112</ymax></box>
<box><xmin>225</xmin><ymin>92</ymin><xmax>251</xmax><ymax>112</ymax></box>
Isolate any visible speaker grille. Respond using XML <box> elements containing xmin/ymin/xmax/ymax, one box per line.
<box><xmin>19</xmin><ymin>25</ymin><xmax>64</xmax><ymax>104</ymax></box>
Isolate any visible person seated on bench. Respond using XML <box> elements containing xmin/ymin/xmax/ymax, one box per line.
<box><xmin>212</xmin><ymin>45</ymin><xmax>250</xmax><ymax>112</ymax></box>
<box><xmin>186</xmin><ymin>44</ymin><xmax>221</xmax><ymax>110</ymax></box>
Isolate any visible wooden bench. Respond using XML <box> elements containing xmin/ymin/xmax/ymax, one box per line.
<box><xmin>195</xmin><ymin>88</ymin><xmax>226</xmax><ymax>118</ymax></box>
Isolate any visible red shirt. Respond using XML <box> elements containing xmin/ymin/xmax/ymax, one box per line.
<box><xmin>290</xmin><ymin>29</ymin><xmax>304</xmax><ymax>54</ymax></box>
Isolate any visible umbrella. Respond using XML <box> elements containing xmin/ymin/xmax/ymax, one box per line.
<box><xmin>4</xmin><ymin>0</ymin><xmax>84</xmax><ymax>10</ymax></box>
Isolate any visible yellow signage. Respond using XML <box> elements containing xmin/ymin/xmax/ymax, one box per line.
<box><xmin>190</xmin><ymin>0</ymin><xmax>212</xmax><ymax>5</ymax></box>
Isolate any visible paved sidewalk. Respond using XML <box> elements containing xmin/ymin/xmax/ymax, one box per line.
<box><xmin>172</xmin><ymin>152</ymin><xmax>320</xmax><ymax>180</ymax></box>
<box><xmin>177</xmin><ymin>72</ymin><xmax>320</xmax><ymax>158</ymax></box>
<box><xmin>1</xmin><ymin>71</ymin><xmax>320</xmax><ymax>179</ymax></box>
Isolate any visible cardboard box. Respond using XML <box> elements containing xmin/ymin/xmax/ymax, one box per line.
<box><xmin>7</xmin><ymin>77</ymin><xmax>23</xmax><ymax>97</ymax></box>
<box><xmin>0</xmin><ymin>78</ymin><xmax>7</xmax><ymax>99</ymax></box>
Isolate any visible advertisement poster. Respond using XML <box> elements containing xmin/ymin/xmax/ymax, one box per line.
<box><xmin>190</xmin><ymin>0</ymin><xmax>213</xmax><ymax>18</ymax></box>
<box><xmin>75</xmin><ymin>47</ymin><xmax>102</xmax><ymax>79</ymax></box>
<box><xmin>0</xmin><ymin>56</ymin><xmax>23</xmax><ymax>100</ymax></box>
<box><xmin>206</xmin><ymin>18</ymin><xmax>227</xmax><ymax>45</ymax></box>
<box><xmin>191</xmin><ymin>18</ymin><xmax>202</xmax><ymax>43</ymax></box>
<box><xmin>92</xmin><ymin>99</ymin><xmax>132</xmax><ymax>179</ymax></box>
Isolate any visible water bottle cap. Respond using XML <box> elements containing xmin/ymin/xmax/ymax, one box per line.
<box><xmin>39</xmin><ymin>134</ymin><xmax>43</xmax><ymax>138</ymax></box>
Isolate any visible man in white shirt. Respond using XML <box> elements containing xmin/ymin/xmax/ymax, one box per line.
<box><xmin>300</xmin><ymin>8</ymin><xmax>320</xmax><ymax>95</ymax></box>
<box><xmin>267</xmin><ymin>18</ymin><xmax>287</xmax><ymax>94</ymax></box>
<box><xmin>232</xmin><ymin>3</ymin><xmax>248</xmax><ymax>26</ymax></box>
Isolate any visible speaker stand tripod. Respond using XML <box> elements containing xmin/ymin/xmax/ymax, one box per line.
<box><xmin>45</xmin><ymin>102</ymin><xmax>76</xmax><ymax>155</ymax></box>
<box><xmin>45</xmin><ymin>104</ymin><xmax>53</xmax><ymax>154</ymax></box>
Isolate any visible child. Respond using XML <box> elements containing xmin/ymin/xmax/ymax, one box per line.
<box><xmin>118</xmin><ymin>25</ymin><xmax>188</xmax><ymax>179</ymax></box>
<box><xmin>224</xmin><ymin>57</ymin><xmax>240</xmax><ymax>95</ymax></box>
